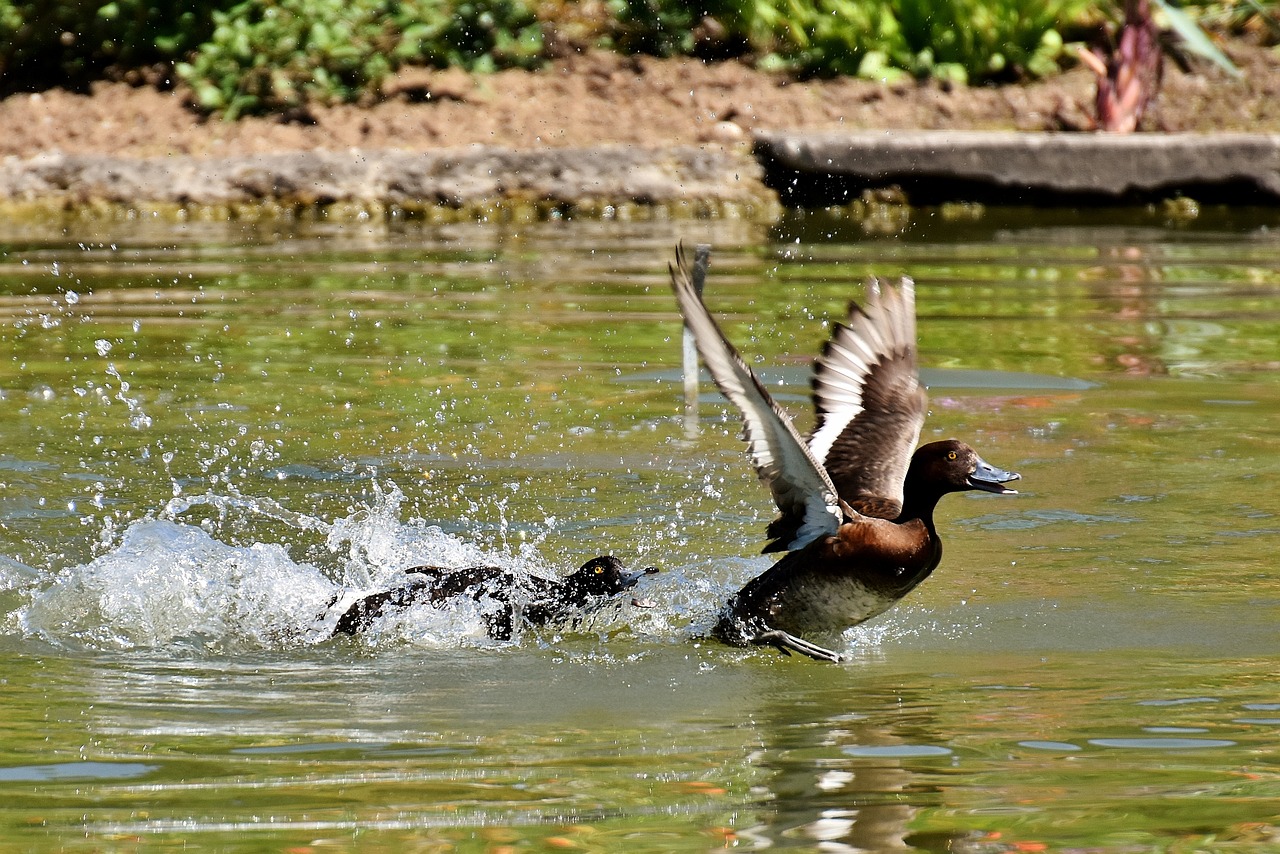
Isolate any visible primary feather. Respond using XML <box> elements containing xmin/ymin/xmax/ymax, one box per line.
<box><xmin>668</xmin><ymin>244</ymin><xmax>845</xmax><ymax>551</ymax></box>
<box><xmin>808</xmin><ymin>278</ymin><xmax>926</xmax><ymax>520</ymax></box>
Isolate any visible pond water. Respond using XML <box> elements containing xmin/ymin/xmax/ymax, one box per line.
<box><xmin>0</xmin><ymin>206</ymin><xmax>1278</xmax><ymax>851</ymax></box>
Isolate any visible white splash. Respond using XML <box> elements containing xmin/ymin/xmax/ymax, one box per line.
<box><xmin>21</xmin><ymin>518</ymin><xmax>335</xmax><ymax>651</ymax></box>
<box><xmin>16</xmin><ymin>483</ymin><xmax>652</xmax><ymax>653</ymax></box>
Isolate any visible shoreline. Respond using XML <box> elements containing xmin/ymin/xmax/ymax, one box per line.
<box><xmin>3</xmin><ymin>39</ymin><xmax>1278</xmax><ymax>218</ymax></box>
<box><xmin>4</xmin><ymin>131</ymin><xmax>1278</xmax><ymax>218</ymax></box>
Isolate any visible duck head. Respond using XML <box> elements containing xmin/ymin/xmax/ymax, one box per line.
<box><xmin>562</xmin><ymin>556</ymin><xmax>660</xmax><ymax>605</ymax></box>
<box><xmin>912</xmin><ymin>439</ymin><xmax>1020</xmax><ymax>496</ymax></box>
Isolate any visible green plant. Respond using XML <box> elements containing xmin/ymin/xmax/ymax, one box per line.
<box><xmin>1152</xmin><ymin>0</ymin><xmax>1243</xmax><ymax>74</ymax></box>
<box><xmin>589</xmin><ymin>0</ymin><xmax>1081</xmax><ymax>83</ymax></box>
<box><xmin>1175</xmin><ymin>0</ymin><xmax>1280</xmax><ymax>42</ymax></box>
<box><xmin>176</xmin><ymin>0</ymin><xmax>391</xmax><ymax>117</ymax></box>
<box><xmin>0</xmin><ymin>0</ymin><xmax>229</xmax><ymax>92</ymax></box>
<box><xmin>761</xmin><ymin>0</ymin><xmax>1079</xmax><ymax>82</ymax></box>
<box><xmin>770</xmin><ymin>0</ymin><xmax>909</xmax><ymax>78</ymax></box>
<box><xmin>398</xmin><ymin>0</ymin><xmax>545</xmax><ymax>72</ymax></box>
<box><xmin>176</xmin><ymin>0</ymin><xmax>545</xmax><ymax>118</ymax></box>
<box><xmin>0</xmin><ymin>0</ymin><xmax>1098</xmax><ymax>115</ymax></box>
<box><xmin>604</xmin><ymin>0</ymin><xmax>704</xmax><ymax>55</ymax></box>
<box><xmin>891</xmin><ymin>0</ymin><xmax>1074</xmax><ymax>81</ymax></box>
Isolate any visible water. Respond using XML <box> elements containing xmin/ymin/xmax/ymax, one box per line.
<box><xmin>1</xmin><ymin>207</ymin><xmax>1279</xmax><ymax>850</ymax></box>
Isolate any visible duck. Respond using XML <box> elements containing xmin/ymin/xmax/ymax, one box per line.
<box><xmin>669</xmin><ymin>243</ymin><xmax>1020</xmax><ymax>663</ymax></box>
<box><xmin>330</xmin><ymin>555</ymin><xmax>658</xmax><ymax>640</ymax></box>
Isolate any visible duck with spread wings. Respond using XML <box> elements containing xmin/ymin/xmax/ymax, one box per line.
<box><xmin>669</xmin><ymin>244</ymin><xmax>1020</xmax><ymax>663</ymax></box>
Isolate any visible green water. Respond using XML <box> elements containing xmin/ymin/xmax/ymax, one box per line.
<box><xmin>0</xmin><ymin>208</ymin><xmax>1278</xmax><ymax>851</ymax></box>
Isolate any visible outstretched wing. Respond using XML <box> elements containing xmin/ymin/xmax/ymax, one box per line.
<box><xmin>668</xmin><ymin>243</ymin><xmax>845</xmax><ymax>552</ymax></box>
<box><xmin>807</xmin><ymin>278</ymin><xmax>927</xmax><ymax>520</ymax></box>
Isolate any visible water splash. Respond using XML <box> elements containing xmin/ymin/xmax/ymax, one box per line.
<box><xmin>160</xmin><ymin>491</ymin><xmax>334</xmax><ymax>537</ymax></box>
<box><xmin>105</xmin><ymin>363</ymin><xmax>153</xmax><ymax>430</ymax></box>
<box><xmin>20</xmin><ymin>518</ymin><xmax>334</xmax><ymax>651</ymax></box>
<box><xmin>15</xmin><ymin>483</ymin><xmax>660</xmax><ymax>654</ymax></box>
<box><xmin>322</xmin><ymin>482</ymin><xmax>502</xmax><ymax>588</ymax></box>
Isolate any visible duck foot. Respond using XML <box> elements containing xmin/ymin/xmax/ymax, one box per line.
<box><xmin>752</xmin><ymin>630</ymin><xmax>844</xmax><ymax>663</ymax></box>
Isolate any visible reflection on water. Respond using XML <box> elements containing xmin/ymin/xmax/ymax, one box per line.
<box><xmin>0</xmin><ymin>208</ymin><xmax>1278</xmax><ymax>849</ymax></box>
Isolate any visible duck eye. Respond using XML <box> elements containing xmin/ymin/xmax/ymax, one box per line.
<box><xmin>594</xmin><ymin>567</ymin><xmax>604</xmax><ymax>574</ymax></box>
<box><xmin>947</xmin><ymin>451</ymin><xmax>957</xmax><ymax>460</ymax></box>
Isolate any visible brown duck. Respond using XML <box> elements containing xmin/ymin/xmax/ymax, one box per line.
<box><xmin>669</xmin><ymin>245</ymin><xmax>1020</xmax><ymax>663</ymax></box>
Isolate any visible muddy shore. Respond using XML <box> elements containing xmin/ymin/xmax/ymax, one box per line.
<box><xmin>2</xmin><ymin>45</ymin><xmax>1277</xmax><ymax>212</ymax></box>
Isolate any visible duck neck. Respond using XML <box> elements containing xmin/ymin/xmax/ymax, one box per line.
<box><xmin>549</xmin><ymin>578</ymin><xmax>594</xmax><ymax>610</ymax></box>
<box><xmin>894</xmin><ymin>472</ymin><xmax>946</xmax><ymax>530</ymax></box>
<box><xmin>892</xmin><ymin>471</ymin><xmax>949</xmax><ymax>589</ymax></box>
<box><xmin>522</xmin><ymin>579</ymin><xmax>575</xmax><ymax>626</ymax></box>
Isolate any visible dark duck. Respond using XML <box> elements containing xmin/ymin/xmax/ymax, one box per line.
<box><xmin>669</xmin><ymin>245</ymin><xmax>1020</xmax><ymax>663</ymax></box>
<box><xmin>331</xmin><ymin>555</ymin><xmax>657</xmax><ymax>640</ymax></box>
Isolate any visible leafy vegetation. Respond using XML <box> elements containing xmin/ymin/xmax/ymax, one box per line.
<box><xmin>602</xmin><ymin>0</ymin><xmax>707</xmax><ymax>56</ymax></box>
<box><xmin>1177</xmin><ymin>0</ymin><xmax>1280</xmax><ymax>41</ymax></box>
<box><xmin>573</xmin><ymin>0</ymin><xmax>1078</xmax><ymax>81</ymax></box>
<box><xmin>0</xmin><ymin>0</ymin><xmax>1272</xmax><ymax>116</ymax></box>
<box><xmin>176</xmin><ymin>0</ymin><xmax>543</xmax><ymax>117</ymax></box>
<box><xmin>0</xmin><ymin>0</ymin><xmax>227</xmax><ymax>90</ymax></box>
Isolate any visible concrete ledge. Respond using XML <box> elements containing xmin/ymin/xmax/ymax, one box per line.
<box><xmin>0</xmin><ymin>146</ymin><xmax>768</xmax><ymax>210</ymax></box>
<box><xmin>4</xmin><ymin>132</ymin><xmax>1280</xmax><ymax>212</ymax></box>
<box><xmin>754</xmin><ymin>130</ymin><xmax>1280</xmax><ymax>205</ymax></box>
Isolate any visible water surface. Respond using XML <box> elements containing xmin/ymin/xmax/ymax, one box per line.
<box><xmin>1</xmin><ymin>208</ymin><xmax>1278</xmax><ymax>851</ymax></box>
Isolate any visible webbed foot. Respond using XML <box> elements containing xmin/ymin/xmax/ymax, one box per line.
<box><xmin>752</xmin><ymin>630</ymin><xmax>844</xmax><ymax>663</ymax></box>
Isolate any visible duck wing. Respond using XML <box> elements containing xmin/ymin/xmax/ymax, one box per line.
<box><xmin>807</xmin><ymin>278</ymin><xmax>927</xmax><ymax>520</ymax></box>
<box><xmin>669</xmin><ymin>244</ymin><xmax>845</xmax><ymax>552</ymax></box>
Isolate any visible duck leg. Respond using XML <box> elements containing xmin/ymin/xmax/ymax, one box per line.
<box><xmin>752</xmin><ymin>630</ymin><xmax>844</xmax><ymax>663</ymax></box>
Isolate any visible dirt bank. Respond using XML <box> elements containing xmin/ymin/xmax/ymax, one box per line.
<box><xmin>0</xmin><ymin>43</ymin><xmax>1276</xmax><ymax>210</ymax></box>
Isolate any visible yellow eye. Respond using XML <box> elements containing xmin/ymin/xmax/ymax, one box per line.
<box><xmin>947</xmin><ymin>451</ymin><xmax>957</xmax><ymax>460</ymax></box>
<box><xmin>594</xmin><ymin>567</ymin><xmax>604</xmax><ymax>574</ymax></box>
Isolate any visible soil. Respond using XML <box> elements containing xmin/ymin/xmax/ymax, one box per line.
<box><xmin>2</xmin><ymin>42</ymin><xmax>1278</xmax><ymax>161</ymax></box>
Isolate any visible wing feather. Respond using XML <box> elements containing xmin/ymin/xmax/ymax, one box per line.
<box><xmin>808</xmin><ymin>278</ymin><xmax>927</xmax><ymax>519</ymax></box>
<box><xmin>668</xmin><ymin>244</ymin><xmax>845</xmax><ymax>551</ymax></box>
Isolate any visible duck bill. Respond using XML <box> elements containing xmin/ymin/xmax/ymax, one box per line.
<box><xmin>967</xmin><ymin>456</ymin><xmax>1020</xmax><ymax>494</ymax></box>
<box><xmin>619</xmin><ymin>565</ymin><xmax>660</xmax><ymax>588</ymax></box>
<box><xmin>625</xmin><ymin>566</ymin><xmax>659</xmax><ymax>608</ymax></box>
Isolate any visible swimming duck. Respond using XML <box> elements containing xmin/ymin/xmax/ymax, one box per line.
<box><xmin>669</xmin><ymin>244</ymin><xmax>1020</xmax><ymax>663</ymax></box>
<box><xmin>331</xmin><ymin>555</ymin><xmax>658</xmax><ymax>640</ymax></box>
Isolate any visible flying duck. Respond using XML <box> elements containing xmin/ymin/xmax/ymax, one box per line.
<box><xmin>669</xmin><ymin>244</ymin><xmax>1020</xmax><ymax>662</ymax></box>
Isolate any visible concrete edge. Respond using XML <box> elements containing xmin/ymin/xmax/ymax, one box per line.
<box><xmin>0</xmin><ymin>145</ymin><xmax>771</xmax><ymax>212</ymax></box>
<box><xmin>753</xmin><ymin>130</ymin><xmax>1280</xmax><ymax>206</ymax></box>
<box><xmin>2</xmin><ymin>132</ymin><xmax>1279</xmax><ymax>212</ymax></box>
